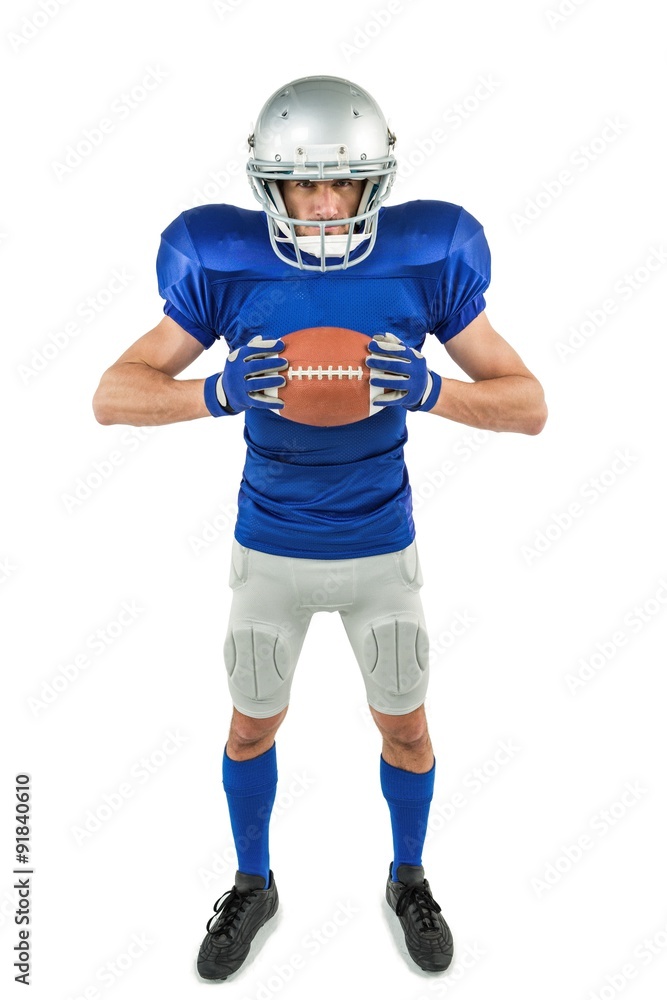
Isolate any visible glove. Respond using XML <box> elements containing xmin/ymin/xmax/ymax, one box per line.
<box><xmin>204</xmin><ymin>336</ymin><xmax>287</xmax><ymax>416</ymax></box>
<box><xmin>366</xmin><ymin>333</ymin><xmax>442</xmax><ymax>411</ymax></box>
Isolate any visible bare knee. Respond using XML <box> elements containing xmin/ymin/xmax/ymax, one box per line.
<box><xmin>370</xmin><ymin>704</ymin><xmax>431</xmax><ymax>753</ymax></box>
<box><xmin>227</xmin><ymin>706</ymin><xmax>288</xmax><ymax>760</ymax></box>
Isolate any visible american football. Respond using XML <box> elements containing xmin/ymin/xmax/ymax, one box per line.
<box><xmin>268</xmin><ymin>326</ymin><xmax>385</xmax><ymax>426</ymax></box>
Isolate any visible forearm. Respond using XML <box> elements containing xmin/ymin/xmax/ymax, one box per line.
<box><xmin>429</xmin><ymin>373</ymin><xmax>547</xmax><ymax>435</ymax></box>
<box><xmin>93</xmin><ymin>361</ymin><xmax>211</xmax><ymax>426</ymax></box>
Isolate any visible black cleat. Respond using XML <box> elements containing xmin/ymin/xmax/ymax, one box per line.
<box><xmin>197</xmin><ymin>870</ymin><xmax>279</xmax><ymax>981</ymax></box>
<box><xmin>385</xmin><ymin>863</ymin><xmax>453</xmax><ymax>972</ymax></box>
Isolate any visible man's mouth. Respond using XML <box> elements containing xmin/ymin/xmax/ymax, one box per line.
<box><xmin>314</xmin><ymin>222</ymin><xmax>347</xmax><ymax>234</ymax></box>
<box><xmin>294</xmin><ymin>221</ymin><xmax>350</xmax><ymax>237</ymax></box>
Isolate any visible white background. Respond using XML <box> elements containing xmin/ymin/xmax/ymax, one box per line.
<box><xmin>2</xmin><ymin>0</ymin><xmax>666</xmax><ymax>997</ymax></box>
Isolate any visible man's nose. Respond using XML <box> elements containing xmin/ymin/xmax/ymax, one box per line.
<box><xmin>313</xmin><ymin>184</ymin><xmax>339</xmax><ymax>218</ymax></box>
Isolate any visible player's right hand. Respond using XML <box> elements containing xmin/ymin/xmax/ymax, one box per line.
<box><xmin>204</xmin><ymin>337</ymin><xmax>287</xmax><ymax>415</ymax></box>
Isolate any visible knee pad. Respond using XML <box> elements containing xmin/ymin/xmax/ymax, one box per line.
<box><xmin>361</xmin><ymin>613</ymin><xmax>429</xmax><ymax>696</ymax></box>
<box><xmin>224</xmin><ymin>621</ymin><xmax>292</xmax><ymax>701</ymax></box>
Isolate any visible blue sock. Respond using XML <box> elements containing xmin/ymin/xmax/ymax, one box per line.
<box><xmin>222</xmin><ymin>742</ymin><xmax>278</xmax><ymax>888</ymax></box>
<box><xmin>380</xmin><ymin>755</ymin><xmax>435</xmax><ymax>882</ymax></box>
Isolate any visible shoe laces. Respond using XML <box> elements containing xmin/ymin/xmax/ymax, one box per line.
<box><xmin>206</xmin><ymin>886</ymin><xmax>259</xmax><ymax>939</ymax></box>
<box><xmin>395</xmin><ymin>878</ymin><xmax>442</xmax><ymax>932</ymax></box>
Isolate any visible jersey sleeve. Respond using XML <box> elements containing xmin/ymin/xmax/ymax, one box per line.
<box><xmin>156</xmin><ymin>214</ymin><xmax>220</xmax><ymax>348</ymax></box>
<box><xmin>428</xmin><ymin>208</ymin><xmax>491</xmax><ymax>344</ymax></box>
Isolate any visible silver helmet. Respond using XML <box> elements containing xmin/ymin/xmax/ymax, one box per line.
<box><xmin>246</xmin><ymin>75</ymin><xmax>396</xmax><ymax>271</ymax></box>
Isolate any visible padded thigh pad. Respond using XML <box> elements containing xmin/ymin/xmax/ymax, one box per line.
<box><xmin>362</xmin><ymin>613</ymin><xmax>429</xmax><ymax>695</ymax></box>
<box><xmin>224</xmin><ymin>623</ymin><xmax>291</xmax><ymax>700</ymax></box>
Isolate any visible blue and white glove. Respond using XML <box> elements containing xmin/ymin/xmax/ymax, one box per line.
<box><xmin>366</xmin><ymin>333</ymin><xmax>442</xmax><ymax>411</ymax></box>
<box><xmin>204</xmin><ymin>337</ymin><xmax>287</xmax><ymax>416</ymax></box>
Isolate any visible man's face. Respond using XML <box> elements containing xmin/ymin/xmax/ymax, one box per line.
<box><xmin>281</xmin><ymin>179</ymin><xmax>365</xmax><ymax>236</ymax></box>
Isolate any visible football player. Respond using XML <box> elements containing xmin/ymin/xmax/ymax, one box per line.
<box><xmin>93</xmin><ymin>75</ymin><xmax>547</xmax><ymax>980</ymax></box>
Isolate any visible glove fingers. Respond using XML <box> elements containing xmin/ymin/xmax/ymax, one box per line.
<box><xmin>243</xmin><ymin>356</ymin><xmax>288</xmax><ymax>376</ymax></box>
<box><xmin>372</xmin><ymin>390</ymin><xmax>406</xmax><ymax>405</ymax></box>
<box><xmin>245</xmin><ymin>374</ymin><xmax>286</xmax><ymax>390</ymax></box>
<box><xmin>369</xmin><ymin>373</ymin><xmax>410</xmax><ymax>388</ymax></box>
<box><xmin>244</xmin><ymin>354</ymin><xmax>287</xmax><ymax>367</ymax></box>
<box><xmin>248</xmin><ymin>392</ymin><xmax>284</xmax><ymax>409</ymax></box>
<box><xmin>246</xmin><ymin>337</ymin><xmax>286</xmax><ymax>351</ymax></box>
<box><xmin>366</xmin><ymin>357</ymin><xmax>411</xmax><ymax>375</ymax></box>
<box><xmin>368</xmin><ymin>342</ymin><xmax>407</xmax><ymax>359</ymax></box>
<box><xmin>370</xmin><ymin>332</ymin><xmax>404</xmax><ymax>348</ymax></box>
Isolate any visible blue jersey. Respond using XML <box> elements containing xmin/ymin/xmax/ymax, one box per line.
<box><xmin>156</xmin><ymin>200</ymin><xmax>491</xmax><ymax>559</ymax></box>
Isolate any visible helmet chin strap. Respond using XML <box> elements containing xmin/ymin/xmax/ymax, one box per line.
<box><xmin>279</xmin><ymin>232</ymin><xmax>370</xmax><ymax>259</ymax></box>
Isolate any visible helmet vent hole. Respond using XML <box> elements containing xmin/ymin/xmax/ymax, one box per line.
<box><xmin>281</xmin><ymin>109</ymin><xmax>288</xmax><ymax>118</ymax></box>
<box><xmin>352</xmin><ymin>108</ymin><xmax>360</xmax><ymax>117</ymax></box>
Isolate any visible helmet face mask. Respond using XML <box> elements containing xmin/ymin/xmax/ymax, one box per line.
<box><xmin>247</xmin><ymin>76</ymin><xmax>396</xmax><ymax>272</ymax></box>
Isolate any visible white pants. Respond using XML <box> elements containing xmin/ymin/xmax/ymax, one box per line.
<box><xmin>223</xmin><ymin>539</ymin><xmax>430</xmax><ymax>718</ymax></box>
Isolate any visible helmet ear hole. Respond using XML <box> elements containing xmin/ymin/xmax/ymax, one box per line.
<box><xmin>246</xmin><ymin>75</ymin><xmax>397</xmax><ymax>272</ymax></box>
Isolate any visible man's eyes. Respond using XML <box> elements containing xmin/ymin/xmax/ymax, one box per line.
<box><xmin>295</xmin><ymin>180</ymin><xmax>354</xmax><ymax>189</ymax></box>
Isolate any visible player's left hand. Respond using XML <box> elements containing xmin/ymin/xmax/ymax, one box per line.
<box><xmin>366</xmin><ymin>333</ymin><xmax>442</xmax><ymax>411</ymax></box>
